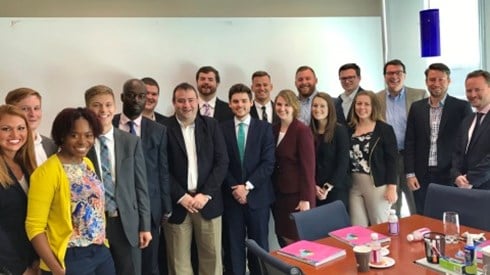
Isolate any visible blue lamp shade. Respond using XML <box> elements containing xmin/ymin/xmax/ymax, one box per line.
<box><xmin>420</xmin><ymin>9</ymin><xmax>441</xmax><ymax>57</ymax></box>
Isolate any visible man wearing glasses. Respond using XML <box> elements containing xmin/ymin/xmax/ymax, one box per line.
<box><xmin>335</xmin><ymin>63</ymin><xmax>365</xmax><ymax>126</ymax></box>
<box><xmin>376</xmin><ymin>59</ymin><xmax>427</xmax><ymax>217</ymax></box>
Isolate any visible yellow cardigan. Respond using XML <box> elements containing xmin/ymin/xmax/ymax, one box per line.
<box><xmin>25</xmin><ymin>155</ymin><xmax>101</xmax><ymax>271</ymax></box>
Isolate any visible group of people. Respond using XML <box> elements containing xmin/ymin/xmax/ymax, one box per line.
<box><xmin>0</xmin><ymin>61</ymin><xmax>489</xmax><ymax>275</ymax></box>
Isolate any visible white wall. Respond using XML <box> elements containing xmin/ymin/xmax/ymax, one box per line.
<box><xmin>0</xmin><ymin>17</ymin><xmax>384</xmax><ymax>135</ymax></box>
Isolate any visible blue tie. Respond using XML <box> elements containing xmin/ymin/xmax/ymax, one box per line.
<box><xmin>128</xmin><ymin>121</ymin><xmax>136</xmax><ymax>135</ymax></box>
<box><xmin>237</xmin><ymin>122</ymin><xmax>246</xmax><ymax>164</ymax></box>
<box><xmin>99</xmin><ymin>136</ymin><xmax>117</xmax><ymax>213</ymax></box>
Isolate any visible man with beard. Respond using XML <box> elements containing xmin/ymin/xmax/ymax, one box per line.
<box><xmin>250</xmin><ymin>70</ymin><xmax>279</xmax><ymax>124</ymax></box>
<box><xmin>141</xmin><ymin>77</ymin><xmax>170</xmax><ymax>125</ymax></box>
<box><xmin>113</xmin><ymin>79</ymin><xmax>172</xmax><ymax>275</ymax></box>
<box><xmin>405</xmin><ymin>63</ymin><xmax>472</xmax><ymax>214</ymax></box>
<box><xmin>295</xmin><ymin>66</ymin><xmax>318</xmax><ymax>125</ymax></box>
<box><xmin>335</xmin><ymin>63</ymin><xmax>365</xmax><ymax>126</ymax></box>
<box><xmin>196</xmin><ymin>66</ymin><xmax>233</xmax><ymax>122</ymax></box>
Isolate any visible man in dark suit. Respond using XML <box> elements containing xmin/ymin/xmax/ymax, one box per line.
<box><xmin>196</xmin><ymin>66</ymin><xmax>233</xmax><ymax>122</ymax></box>
<box><xmin>221</xmin><ymin>84</ymin><xmax>275</xmax><ymax>275</ymax></box>
<box><xmin>141</xmin><ymin>77</ymin><xmax>171</xmax><ymax>125</ymax></box>
<box><xmin>295</xmin><ymin>66</ymin><xmax>318</xmax><ymax>125</ymax></box>
<box><xmin>335</xmin><ymin>63</ymin><xmax>365</xmax><ymax>126</ymax></box>
<box><xmin>250</xmin><ymin>70</ymin><xmax>279</xmax><ymax>124</ymax></box>
<box><xmin>85</xmin><ymin>85</ymin><xmax>151</xmax><ymax>275</ymax></box>
<box><xmin>405</xmin><ymin>63</ymin><xmax>472</xmax><ymax>214</ymax></box>
<box><xmin>451</xmin><ymin>70</ymin><xmax>490</xmax><ymax>190</ymax></box>
<box><xmin>376</xmin><ymin>59</ymin><xmax>428</xmax><ymax>216</ymax></box>
<box><xmin>163</xmin><ymin>82</ymin><xmax>228</xmax><ymax>275</ymax></box>
<box><xmin>113</xmin><ymin>79</ymin><xmax>172</xmax><ymax>275</ymax></box>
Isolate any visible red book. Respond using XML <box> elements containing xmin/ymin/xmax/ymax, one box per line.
<box><xmin>329</xmin><ymin>225</ymin><xmax>391</xmax><ymax>247</ymax></box>
<box><xmin>277</xmin><ymin>240</ymin><xmax>346</xmax><ymax>267</ymax></box>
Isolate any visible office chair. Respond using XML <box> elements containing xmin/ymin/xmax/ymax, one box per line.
<box><xmin>291</xmin><ymin>200</ymin><xmax>351</xmax><ymax>241</ymax></box>
<box><xmin>245</xmin><ymin>239</ymin><xmax>303</xmax><ymax>275</ymax></box>
<box><xmin>424</xmin><ymin>183</ymin><xmax>490</xmax><ymax>231</ymax></box>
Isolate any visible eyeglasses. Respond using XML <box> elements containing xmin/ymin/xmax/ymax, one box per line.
<box><xmin>339</xmin><ymin>76</ymin><xmax>357</xmax><ymax>82</ymax></box>
<box><xmin>385</xmin><ymin>71</ymin><xmax>405</xmax><ymax>76</ymax></box>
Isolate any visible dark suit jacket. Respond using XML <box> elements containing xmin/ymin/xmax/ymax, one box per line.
<box><xmin>335</xmin><ymin>87</ymin><xmax>365</xmax><ymax>126</ymax></box>
<box><xmin>349</xmin><ymin>121</ymin><xmax>398</xmax><ymax>187</ymax></box>
<box><xmin>221</xmin><ymin>118</ymin><xmax>275</xmax><ymax>209</ymax></box>
<box><xmin>451</xmin><ymin>112</ymin><xmax>490</xmax><ymax>189</ymax></box>
<box><xmin>166</xmin><ymin>115</ymin><xmax>229</xmax><ymax>224</ymax></box>
<box><xmin>87</xmin><ymin>128</ymin><xmax>151</xmax><ymax>246</ymax></box>
<box><xmin>250</xmin><ymin>101</ymin><xmax>279</xmax><ymax>125</ymax></box>
<box><xmin>0</xmin><ymin>171</ymin><xmax>37</xmax><ymax>274</ymax></box>
<box><xmin>154</xmin><ymin>111</ymin><xmax>171</xmax><ymax>126</ymax></box>
<box><xmin>272</xmin><ymin>119</ymin><xmax>316</xmax><ymax>202</ymax></box>
<box><xmin>404</xmin><ymin>96</ymin><xmax>472</xmax><ymax>182</ymax></box>
<box><xmin>113</xmin><ymin>115</ymin><xmax>171</xmax><ymax>225</ymax></box>
<box><xmin>315</xmin><ymin>124</ymin><xmax>351</xmax><ymax>190</ymax></box>
<box><xmin>213</xmin><ymin>98</ymin><xmax>234</xmax><ymax>122</ymax></box>
<box><xmin>41</xmin><ymin>135</ymin><xmax>57</xmax><ymax>156</ymax></box>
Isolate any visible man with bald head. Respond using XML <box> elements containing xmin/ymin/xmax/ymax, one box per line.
<box><xmin>113</xmin><ymin>79</ymin><xmax>172</xmax><ymax>275</ymax></box>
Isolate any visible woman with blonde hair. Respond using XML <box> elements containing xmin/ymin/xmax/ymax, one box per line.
<box><xmin>272</xmin><ymin>89</ymin><xmax>316</xmax><ymax>246</ymax></box>
<box><xmin>0</xmin><ymin>105</ymin><xmax>38</xmax><ymax>275</ymax></box>
<box><xmin>348</xmin><ymin>90</ymin><xmax>398</xmax><ymax>226</ymax></box>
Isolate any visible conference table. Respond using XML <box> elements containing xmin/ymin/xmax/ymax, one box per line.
<box><xmin>272</xmin><ymin>215</ymin><xmax>489</xmax><ymax>274</ymax></box>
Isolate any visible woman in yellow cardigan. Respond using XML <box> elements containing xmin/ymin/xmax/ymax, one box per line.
<box><xmin>26</xmin><ymin>108</ymin><xmax>115</xmax><ymax>275</ymax></box>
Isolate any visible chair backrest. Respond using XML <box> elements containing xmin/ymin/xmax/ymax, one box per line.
<box><xmin>291</xmin><ymin>200</ymin><xmax>351</xmax><ymax>241</ymax></box>
<box><xmin>245</xmin><ymin>239</ymin><xmax>303</xmax><ymax>275</ymax></box>
<box><xmin>424</xmin><ymin>183</ymin><xmax>490</xmax><ymax>231</ymax></box>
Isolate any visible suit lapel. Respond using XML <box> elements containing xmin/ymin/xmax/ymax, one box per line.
<box><xmin>113</xmin><ymin>130</ymin><xmax>123</xmax><ymax>180</ymax></box>
<box><xmin>87</xmin><ymin>147</ymin><xmax>101</xmax><ymax>179</ymax></box>
<box><xmin>422</xmin><ymin>102</ymin><xmax>431</xmax><ymax>140</ymax></box>
<box><xmin>169</xmin><ymin>117</ymin><xmax>187</xmax><ymax>154</ymax></box>
<box><xmin>469</xmin><ymin>113</ymin><xmax>490</xmax><ymax>151</ymax></box>
<box><xmin>438</xmin><ymin>97</ymin><xmax>451</xmax><ymax>135</ymax></box>
<box><xmin>378</xmin><ymin>91</ymin><xmax>387</xmax><ymax>120</ymax></box>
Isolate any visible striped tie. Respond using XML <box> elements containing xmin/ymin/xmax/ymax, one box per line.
<box><xmin>99</xmin><ymin>136</ymin><xmax>117</xmax><ymax>213</ymax></box>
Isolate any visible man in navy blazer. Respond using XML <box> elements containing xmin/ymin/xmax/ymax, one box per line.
<box><xmin>113</xmin><ymin>79</ymin><xmax>172</xmax><ymax>275</ymax></box>
<box><xmin>221</xmin><ymin>84</ymin><xmax>275</xmax><ymax>275</ymax></box>
<box><xmin>451</xmin><ymin>70</ymin><xmax>490</xmax><ymax>190</ymax></box>
<box><xmin>195</xmin><ymin>66</ymin><xmax>234</xmax><ymax>122</ymax></box>
<box><xmin>164</xmin><ymin>82</ymin><xmax>228</xmax><ymax>275</ymax></box>
<box><xmin>335</xmin><ymin>63</ymin><xmax>365</xmax><ymax>126</ymax></box>
<box><xmin>405</xmin><ymin>63</ymin><xmax>472</xmax><ymax>214</ymax></box>
<box><xmin>141</xmin><ymin>77</ymin><xmax>171</xmax><ymax>125</ymax></box>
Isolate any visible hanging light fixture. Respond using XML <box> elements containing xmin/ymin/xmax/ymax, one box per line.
<box><xmin>419</xmin><ymin>8</ymin><xmax>441</xmax><ymax>57</ymax></box>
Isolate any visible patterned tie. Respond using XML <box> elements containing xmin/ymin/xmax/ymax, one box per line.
<box><xmin>261</xmin><ymin>106</ymin><xmax>268</xmax><ymax>122</ymax></box>
<box><xmin>203</xmin><ymin>103</ymin><xmax>212</xmax><ymax>117</ymax></box>
<box><xmin>237</xmin><ymin>122</ymin><xmax>246</xmax><ymax>164</ymax></box>
<box><xmin>128</xmin><ymin>121</ymin><xmax>136</xmax><ymax>135</ymax></box>
<box><xmin>99</xmin><ymin>136</ymin><xmax>117</xmax><ymax>213</ymax></box>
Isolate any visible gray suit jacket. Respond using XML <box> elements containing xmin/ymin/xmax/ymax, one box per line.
<box><xmin>376</xmin><ymin>86</ymin><xmax>427</xmax><ymax>120</ymax></box>
<box><xmin>41</xmin><ymin>135</ymin><xmax>57</xmax><ymax>156</ymax></box>
<box><xmin>88</xmin><ymin>128</ymin><xmax>151</xmax><ymax>247</ymax></box>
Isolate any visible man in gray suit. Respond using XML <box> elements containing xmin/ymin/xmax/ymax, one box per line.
<box><xmin>377</xmin><ymin>59</ymin><xmax>427</xmax><ymax>216</ymax></box>
<box><xmin>85</xmin><ymin>85</ymin><xmax>151</xmax><ymax>275</ymax></box>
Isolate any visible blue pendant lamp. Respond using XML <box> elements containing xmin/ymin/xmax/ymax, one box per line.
<box><xmin>420</xmin><ymin>9</ymin><xmax>441</xmax><ymax>57</ymax></box>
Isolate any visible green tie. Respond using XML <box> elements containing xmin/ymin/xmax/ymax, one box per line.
<box><xmin>237</xmin><ymin>122</ymin><xmax>245</xmax><ymax>163</ymax></box>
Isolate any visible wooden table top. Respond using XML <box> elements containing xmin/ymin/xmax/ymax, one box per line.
<box><xmin>272</xmin><ymin>214</ymin><xmax>489</xmax><ymax>275</ymax></box>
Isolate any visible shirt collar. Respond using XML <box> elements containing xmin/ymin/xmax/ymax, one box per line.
<box><xmin>253</xmin><ymin>100</ymin><xmax>271</xmax><ymax>109</ymax></box>
<box><xmin>34</xmin><ymin>132</ymin><xmax>42</xmax><ymax>145</ymax></box>
<box><xmin>298</xmin><ymin>90</ymin><xmax>318</xmax><ymax>103</ymax></box>
<box><xmin>234</xmin><ymin>115</ymin><xmax>251</xmax><ymax>127</ymax></box>
<box><xmin>478</xmin><ymin>103</ymin><xmax>490</xmax><ymax>114</ymax></box>
<box><xmin>100</xmin><ymin>127</ymin><xmax>114</xmax><ymax>142</ymax></box>
<box><xmin>387</xmin><ymin>87</ymin><xmax>406</xmax><ymax>100</ymax></box>
<box><xmin>176</xmin><ymin>117</ymin><xmax>195</xmax><ymax>129</ymax></box>
<box><xmin>428</xmin><ymin>94</ymin><xmax>448</xmax><ymax>107</ymax></box>
<box><xmin>341</xmin><ymin>88</ymin><xmax>359</xmax><ymax>101</ymax></box>
<box><xmin>120</xmin><ymin>113</ymin><xmax>143</xmax><ymax>127</ymax></box>
<box><xmin>199</xmin><ymin>96</ymin><xmax>217</xmax><ymax>108</ymax></box>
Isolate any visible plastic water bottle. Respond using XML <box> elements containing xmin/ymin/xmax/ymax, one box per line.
<box><xmin>406</xmin><ymin>227</ymin><xmax>431</xmax><ymax>242</ymax></box>
<box><xmin>388</xmin><ymin>209</ymin><xmax>399</xmax><ymax>235</ymax></box>
<box><xmin>370</xmin><ymin>233</ymin><xmax>382</xmax><ymax>264</ymax></box>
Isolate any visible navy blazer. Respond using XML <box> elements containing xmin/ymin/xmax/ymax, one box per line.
<box><xmin>405</xmin><ymin>96</ymin><xmax>472</xmax><ymax>181</ymax></box>
<box><xmin>349</xmin><ymin>121</ymin><xmax>398</xmax><ymax>187</ymax></box>
<box><xmin>213</xmin><ymin>98</ymin><xmax>234</xmax><ymax>122</ymax></box>
<box><xmin>221</xmin><ymin>118</ymin><xmax>275</xmax><ymax>209</ymax></box>
<box><xmin>166</xmin><ymin>115</ymin><xmax>229</xmax><ymax>224</ymax></box>
<box><xmin>451</xmin><ymin>112</ymin><xmax>490</xmax><ymax>189</ymax></box>
<box><xmin>154</xmin><ymin>111</ymin><xmax>171</xmax><ymax>126</ymax></box>
<box><xmin>113</xmin><ymin>115</ymin><xmax>171</xmax><ymax>225</ymax></box>
<box><xmin>0</xmin><ymin>171</ymin><xmax>37</xmax><ymax>274</ymax></box>
<box><xmin>335</xmin><ymin>87</ymin><xmax>365</xmax><ymax>126</ymax></box>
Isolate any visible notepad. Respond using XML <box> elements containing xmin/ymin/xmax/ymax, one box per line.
<box><xmin>329</xmin><ymin>225</ymin><xmax>391</xmax><ymax>247</ymax></box>
<box><xmin>277</xmin><ymin>240</ymin><xmax>346</xmax><ymax>267</ymax></box>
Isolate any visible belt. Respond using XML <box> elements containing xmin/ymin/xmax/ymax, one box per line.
<box><xmin>105</xmin><ymin>209</ymin><xmax>119</xmax><ymax>218</ymax></box>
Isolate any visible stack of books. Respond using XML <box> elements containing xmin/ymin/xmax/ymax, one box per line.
<box><xmin>329</xmin><ymin>225</ymin><xmax>391</xmax><ymax>247</ymax></box>
<box><xmin>278</xmin><ymin>240</ymin><xmax>346</xmax><ymax>267</ymax></box>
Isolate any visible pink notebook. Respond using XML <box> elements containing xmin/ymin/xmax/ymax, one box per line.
<box><xmin>277</xmin><ymin>240</ymin><xmax>346</xmax><ymax>267</ymax></box>
<box><xmin>329</xmin><ymin>225</ymin><xmax>391</xmax><ymax>247</ymax></box>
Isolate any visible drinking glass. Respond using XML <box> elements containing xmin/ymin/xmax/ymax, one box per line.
<box><xmin>443</xmin><ymin>211</ymin><xmax>460</xmax><ymax>244</ymax></box>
